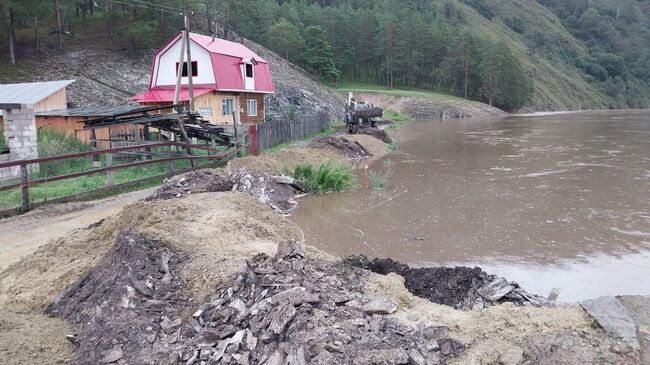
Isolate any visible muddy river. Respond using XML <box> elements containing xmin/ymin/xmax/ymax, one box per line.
<box><xmin>291</xmin><ymin>110</ymin><xmax>650</xmax><ymax>302</ymax></box>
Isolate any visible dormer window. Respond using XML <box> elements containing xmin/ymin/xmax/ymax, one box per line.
<box><xmin>176</xmin><ymin>61</ymin><xmax>198</xmax><ymax>77</ymax></box>
<box><xmin>245</xmin><ymin>63</ymin><xmax>253</xmax><ymax>78</ymax></box>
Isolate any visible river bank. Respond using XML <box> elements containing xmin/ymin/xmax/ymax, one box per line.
<box><xmin>0</xmin><ymin>127</ymin><xmax>647</xmax><ymax>364</ymax></box>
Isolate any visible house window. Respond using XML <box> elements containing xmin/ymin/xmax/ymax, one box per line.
<box><xmin>198</xmin><ymin>107</ymin><xmax>212</xmax><ymax>118</ymax></box>
<box><xmin>222</xmin><ymin>98</ymin><xmax>234</xmax><ymax>116</ymax></box>
<box><xmin>245</xmin><ymin>63</ymin><xmax>254</xmax><ymax>78</ymax></box>
<box><xmin>176</xmin><ymin>61</ymin><xmax>198</xmax><ymax>77</ymax></box>
<box><xmin>247</xmin><ymin>99</ymin><xmax>258</xmax><ymax>116</ymax></box>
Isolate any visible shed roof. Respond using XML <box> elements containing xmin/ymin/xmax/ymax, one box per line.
<box><xmin>0</xmin><ymin>80</ymin><xmax>74</xmax><ymax>107</ymax></box>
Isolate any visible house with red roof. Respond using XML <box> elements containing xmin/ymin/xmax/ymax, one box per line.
<box><xmin>133</xmin><ymin>32</ymin><xmax>274</xmax><ymax>125</ymax></box>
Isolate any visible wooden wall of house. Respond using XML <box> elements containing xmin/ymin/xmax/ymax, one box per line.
<box><xmin>192</xmin><ymin>92</ymin><xmax>265</xmax><ymax>125</ymax></box>
<box><xmin>34</xmin><ymin>89</ymin><xmax>67</xmax><ymax>112</ymax></box>
<box><xmin>239</xmin><ymin>93</ymin><xmax>265</xmax><ymax>123</ymax></box>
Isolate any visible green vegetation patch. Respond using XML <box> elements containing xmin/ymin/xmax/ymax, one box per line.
<box><xmin>288</xmin><ymin>162</ymin><xmax>355</xmax><ymax>194</ymax></box>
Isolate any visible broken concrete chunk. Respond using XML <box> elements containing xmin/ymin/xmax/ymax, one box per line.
<box><xmin>269</xmin><ymin>286</ymin><xmax>320</xmax><ymax>306</ymax></box>
<box><xmin>268</xmin><ymin>304</ymin><xmax>297</xmax><ymax>334</ymax></box>
<box><xmin>285</xmin><ymin>346</ymin><xmax>307</xmax><ymax>365</ymax></box>
<box><xmin>362</xmin><ymin>297</ymin><xmax>398</xmax><ymax>315</ymax></box>
<box><xmin>102</xmin><ymin>345</ymin><xmax>123</xmax><ymax>363</ymax></box>
<box><xmin>262</xmin><ymin>350</ymin><xmax>284</xmax><ymax>365</ymax></box>
<box><xmin>419</xmin><ymin>322</ymin><xmax>449</xmax><ymax>341</ymax></box>
<box><xmin>581</xmin><ymin>296</ymin><xmax>639</xmax><ymax>349</ymax></box>
<box><xmin>228</xmin><ymin>298</ymin><xmax>247</xmax><ymax>314</ymax></box>
<box><xmin>477</xmin><ymin>278</ymin><xmax>515</xmax><ymax>302</ymax></box>
<box><xmin>275</xmin><ymin>240</ymin><xmax>303</xmax><ymax>260</ymax></box>
<box><xmin>408</xmin><ymin>349</ymin><xmax>426</xmax><ymax>365</ymax></box>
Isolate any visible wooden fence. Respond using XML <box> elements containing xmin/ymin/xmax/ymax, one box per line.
<box><xmin>0</xmin><ymin>141</ymin><xmax>244</xmax><ymax>216</ymax></box>
<box><xmin>252</xmin><ymin>113</ymin><xmax>329</xmax><ymax>153</ymax></box>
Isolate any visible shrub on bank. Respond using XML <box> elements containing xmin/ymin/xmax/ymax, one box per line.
<box><xmin>289</xmin><ymin>162</ymin><xmax>355</xmax><ymax>193</ymax></box>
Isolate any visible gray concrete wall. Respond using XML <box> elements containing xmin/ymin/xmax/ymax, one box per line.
<box><xmin>0</xmin><ymin>106</ymin><xmax>39</xmax><ymax>181</ymax></box>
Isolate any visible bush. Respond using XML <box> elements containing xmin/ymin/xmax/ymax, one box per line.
<box><xmin>504</xmin><ymin>17</ymin><xmax>525</xmax><ymax>33</ymax></box>
<box><xmin>290</xmin><ymin>162</ymin><xmax>355</xmax><ymax>193</ymax></box>
<box><xmin>37</xmin><ymin>128</ymin><xmax>92</xmax><ymax>177</ymax></box>
<box><xmin>0</xmin><ymin>127</ymin><xmax>5</xmax><ymax>151</ymax></box>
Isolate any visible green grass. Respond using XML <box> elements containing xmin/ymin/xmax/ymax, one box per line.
<box><xmin>367</xmin><ymin>160</ymin><xmax>395</xmax><ymax>190</ymax></box>
<box><xmin>0</xmin><ymin>128</ymin><xmax>228</xmax><ymax>210</ymax></box>
<box><xmin>264</xmin><ymin>126</ymin><xmax>338</xmax><ymax>154</ymax></box>
<box><xmin>335</xmin><ymin>82</ymin><xmax>463</xmax><ymax>103</ymax></box>
<box><xmin>288</xmin><ymin>162</ymin><xmax>356</xmax><ymax>194</ymax></box>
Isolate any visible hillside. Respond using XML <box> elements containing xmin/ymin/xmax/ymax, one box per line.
<box><xmin>0</xmin><ymin>42</ymin><xmax>344</xmax><ymax>122</ymax></box>
<box><xmin>1</xmin><ymin>1</ymin><xmax>649</xmax><ymax>112</ymax></box>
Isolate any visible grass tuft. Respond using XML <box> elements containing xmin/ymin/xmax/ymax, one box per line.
<box><xmin>289</xmin><ymin>162</ymin><xmax>356</xmax><ymax>193</ymax></box>
<box><xmin>368</xmin><ymin>160</ymin><xmax>395</xmax><ymax>190</ymax></box>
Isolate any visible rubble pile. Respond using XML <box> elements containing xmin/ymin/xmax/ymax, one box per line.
<box><xmin>358</xmin><ymin>127</ymin><xmax>393</xmax><ymax>144</ymax></box>
<box><xmin>170</xmin><ymin>240</ymin><xmax>466</xmax><ymax>364</ymax></box>
<box><xmin>46</xmin><ymin>230</ymin><xmax>192</xmax><ymax>364</ymax></box>
<box><xmin>310</xmin><ymin>136</ymin><xmax>372</xmax><ymax>158</ymax></box>
<box><xmin>231</xmin><ymin>170</ymin><xmax>307</xmax><ymax>214</ymax></box>
<box><xmin>347</xmin><ymin>256</ymin><xmax>551</xmax><ymax>310</ymax></box>
<box><xmin>46</xmin><ymin>233</ymin><xmax>467</xmax><ymax>364</ymax></box>
<box><xmin>147</xmin><ymin>170</ymin><xmax>235</xmax><ymax>201</ymax></box>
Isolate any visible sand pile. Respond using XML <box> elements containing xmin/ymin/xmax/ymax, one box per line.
<box><xmin>0</xmin><ymin>192</ymin><xmax>302</xmax><ymax>312</ymax></box>
<box><xmin>228</xmin><ymin>148</ymin><xmax>343</xmax><ymax>175</ymax></box>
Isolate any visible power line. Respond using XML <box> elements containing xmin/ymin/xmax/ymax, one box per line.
<box><xmin>128</xmin><ymin>0</ymin><xmax>182</xmax><ymax>12</ymax></box>
<box><xmin>110</xmin><ymin>0</ymin><xmax>182</xmax><ymax>15</ymax></box>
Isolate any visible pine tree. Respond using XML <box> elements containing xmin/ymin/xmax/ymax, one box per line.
<box><xmin>304</xmin><ymin>26</ymin><xmax>340</xmax><ymax>83</ymax></box>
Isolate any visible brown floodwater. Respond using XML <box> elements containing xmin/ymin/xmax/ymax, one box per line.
<box><xmin>290</xmin><ymin>110</ymin><xmax>650</xmax><ymax>302</ymax></box>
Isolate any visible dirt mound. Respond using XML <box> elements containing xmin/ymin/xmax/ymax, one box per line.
<box><xmin>232</xmin><ymin>171</ymin><xmax>306</xmax><ymax>214</ymax></box>
<box><xmin>228</xmin><ymin>147</ymin><xmax>345</xmax><ymax>175</ymax></box>
<box><xmin>348</xmin><ymin>256</ymin><xmax>548</xmax><ymax>310</ymax></box>
<box><xmin>47</xmin><ymin>229</ymin><xmax>190</xmax><ymax>364</ymax></box>
<box><xmin>146</xmin><ymin>169</ymin><xmax>234</xmax><ymax>201</ymax></box>
<box><xmin>310</xmin><ymin>136</ymin><xmax>371</xmax><ymax>158</ymax></box>
<box><xmin>0</xmin><ymin>192</ymin><xmax>302</xmax><ymax>312</ymax></box>
<box><xmin>358</xmin><ymin>127</ymin><xmax>393</xmax><ymax>144</ymax></box>
<box><xmin>0</xmin><ymin>309</ymin><xmax>72</xmax><ymax>365</ymax></box>
<box><xmin>49</xmin><ymin>237</ymin><xmax>465</xmax><ymax>364</ymax></box>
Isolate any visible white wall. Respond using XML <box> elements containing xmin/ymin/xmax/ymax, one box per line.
<box><xmin>241</xmin><ymin>63</ymin><xmax>255</xmax><ymax>90</ymax></box>
<box><xmin>153</xmin><ymin>38</ymin><xmax>216</xmax><ymax>87</ymax></box>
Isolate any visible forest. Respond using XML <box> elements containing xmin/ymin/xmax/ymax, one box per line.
<box><xmin>1</xmin><ymin>0</ymin><xmax>650</xmax><ymax>110</ymax></box>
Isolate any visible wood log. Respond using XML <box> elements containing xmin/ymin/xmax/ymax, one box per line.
<box><xmin>355</xmin><ymin>107</ymin><xmax>383</xmax><ymax>119</ymax></box>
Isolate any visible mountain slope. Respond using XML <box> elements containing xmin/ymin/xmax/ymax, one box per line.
<box><xmin>0</xmin><ymin>41</ymin><xmax>344</xmax><ymax>121</ymax></box>
<box><xmin>452</xmin><ymin>0</ymin><xmax>612</xmax><ymax>110</ymax></box>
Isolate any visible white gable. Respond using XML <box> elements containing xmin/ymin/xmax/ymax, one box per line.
<box><xmin>152</xmin><ymin>38</ymin><xmax>216</xmax><ymax>88</ymax></box>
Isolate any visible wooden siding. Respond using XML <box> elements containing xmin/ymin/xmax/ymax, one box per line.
<box><xmin>34</xmin><ymin>88</ymin><xmax>67</xmax><ymax>112</ymax></box>
<box><xmin>239</xmin><ymin>93</ymin><xmax>265</xmax><ymax>123</ymax></box>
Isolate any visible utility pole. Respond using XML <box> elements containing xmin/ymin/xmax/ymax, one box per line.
<box><xmin>184</xmin><ymin>13</ymin><xmax>195</xmax><ymax>112</ymax></box>
<box><xmin>173</xmin><ymin>12</ymin><xmax>195</xmax><ymax>167</ymax></box>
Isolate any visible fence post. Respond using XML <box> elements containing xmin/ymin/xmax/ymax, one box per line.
<box><xmin>248</xmin><ymin>124</ymin><xmax>259</xmax><ymax>156</ymax></box>
<box><xmin>167</xmin><ymin>146</ymin><xmax>174</xmax><ymax>176</ymax></box>
<box><xmin>106</xmin><ymin>153</ymin><xmax>114</xmax><ymax>187</ymax></box>
<box><xmin>20</xmin><ymin>164</ymin><xmax>30</xmax><ymax>213</ymax></box>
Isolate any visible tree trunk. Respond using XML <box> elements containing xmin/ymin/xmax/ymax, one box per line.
<box><xmin>6</xmin><ymin>7</ymin><xmax>16</xmax><ymax>65</ymax></box>
<box><xmin>53</xmin><ymin>0</ymin><xmax>63</xmax><ymax>50</ymax></box>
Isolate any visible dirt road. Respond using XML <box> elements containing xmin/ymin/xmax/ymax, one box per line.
<box><xmin>0</xmin><ymin>187</ymin><xmax>155</xmax><ymax>271</ymax></box>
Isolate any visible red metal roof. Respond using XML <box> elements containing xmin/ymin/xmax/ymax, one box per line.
<box><xmin>134</xmin><ymin>32</ymin><xmax>274</xmax><ymax>104</ymax></box>
<box><xmin>189</xmin><ymin>33</ymin><xmax>268</xmax><ymax>63</ymax></box>
<box><xmin>132</xmin><ymin>88</ymin><xmax>213</xmax><ymax>103</ymax></box>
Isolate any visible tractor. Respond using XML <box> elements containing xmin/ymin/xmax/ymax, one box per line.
<box><xmin>345</xmin><ymin>93</ymin><xmax>383</xmax><ymax>134</ymax></box>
